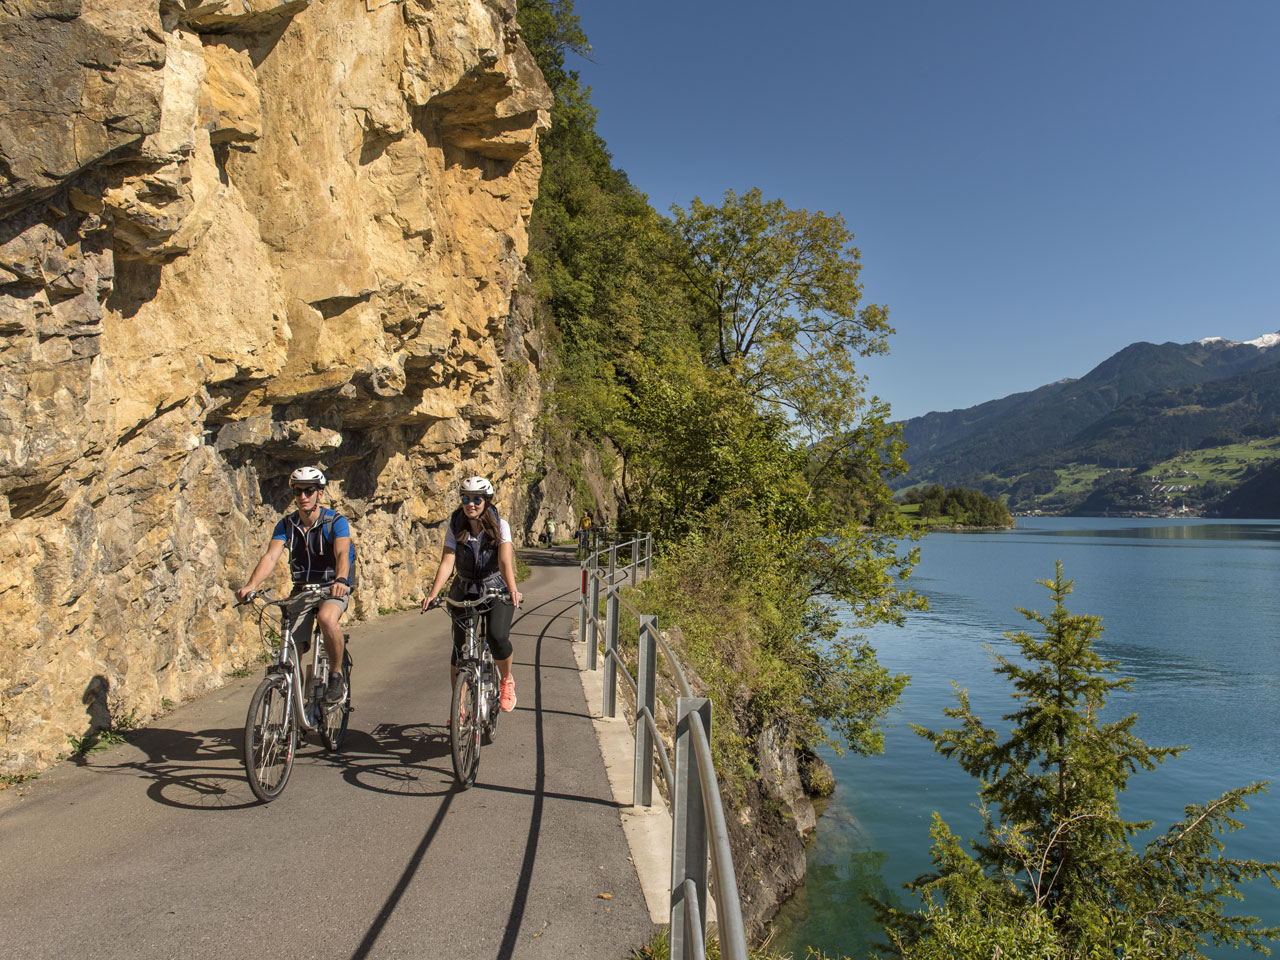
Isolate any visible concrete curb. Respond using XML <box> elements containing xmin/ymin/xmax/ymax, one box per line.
<box><xmin>572</xmin><ymin>626</ymin><xmax>673</xmax><ymax>926</ymax></box>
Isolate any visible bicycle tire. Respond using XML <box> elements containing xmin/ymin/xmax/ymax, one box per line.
<box><xmin>321</xmin><ymin>649</ymin><xmax>352</xmax><ymax>751</ymax></box>
<box><xmin>244</xmin><ymin>675</ymin><xmax>295</xmax><ymax>803</ymax></box>
<box><xmin>450</xmin><ymin>668</ymin><xmax>481</xmax><ymax>788</ymax></box>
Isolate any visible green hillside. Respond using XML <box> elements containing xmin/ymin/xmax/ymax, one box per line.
<box><xmin>897</xmin><ymin>340</ymin><xmax>1280</xmax><ymax>515</ymax></box>
<box><xmin>996</xmin><ymin>437</ymin><xmax>1280</xmax><ymax>515</ymax></box>
<box><xmin>902</xmin><ymin>341</ymin><xmax>1280</xmax><ymax>486</ymax></box>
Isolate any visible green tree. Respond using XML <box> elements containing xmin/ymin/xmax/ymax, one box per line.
<box><xmin>518</xmin><ymin>4</ymin><xmax>923</xmax><ymax>775</ymax></box>
<box><xmin>668</xmin><ymin>188</ymin><xmax>892</xmax><ymax>435</ymax></box>
<box><xmin>878</xmin><ymin>562</ymin><xmax>1280</xmax><ymax>959</ymax></box>
<box><xmin>519</xmin><ymin>0</ymin><xmax>697</xmax><ymax>443</ymax></box>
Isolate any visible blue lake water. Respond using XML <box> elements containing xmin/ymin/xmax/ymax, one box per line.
<box><xmin>770</xmin><ymin>517</ymin><xmax>1280</xmax><ymax>959</ymax></box>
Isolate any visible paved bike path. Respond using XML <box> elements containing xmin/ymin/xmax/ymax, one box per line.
<box><xmin>0</xmin><ymin>549</ymin><xmax>656</xmax><ymax>959</ymax></box>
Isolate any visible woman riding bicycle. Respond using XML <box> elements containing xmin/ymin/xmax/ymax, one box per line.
<box><xmin>421</xmin><ymin>476</ymin><xmax>523</xmax><ymax>715</ymax></box>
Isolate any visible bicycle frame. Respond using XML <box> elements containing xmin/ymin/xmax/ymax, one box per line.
<box><xmin>443</xmin><ymin>593</ymin><xmax>497</xmax><ymax>687</ymax></box>
<box><xmin>260</xmin><ymin>584</ymin><xmax>336</xmax><ymax>733</ymax></box>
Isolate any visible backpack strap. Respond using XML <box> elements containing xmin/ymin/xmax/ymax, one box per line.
<box><xmin>320</xmin><ymin>508</ymin><xmax>357</xmax><ymax>587</ymax></box>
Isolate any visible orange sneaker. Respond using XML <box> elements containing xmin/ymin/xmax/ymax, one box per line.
<box><xmin>499</xmin><ymin>677</ymin><xmax>517</xmax><ymax>712</ymax></box>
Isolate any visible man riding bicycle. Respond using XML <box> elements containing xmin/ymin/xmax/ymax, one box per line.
<box><xmin>236</xmin><ymin>466</ymin><xmax>354</xmax><ymax>703</ymax></box>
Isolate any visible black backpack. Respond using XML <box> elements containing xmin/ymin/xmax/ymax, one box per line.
<box><xmin>320</xmin><ymin>510</ymin><xmax>358</xmax><ymax>589</ymax></box>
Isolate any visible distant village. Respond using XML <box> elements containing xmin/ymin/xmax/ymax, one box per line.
<box><xmin>1015</xmin><ymin>467</ymin><xmax>1222</xmax><ymax>518</ymax></box>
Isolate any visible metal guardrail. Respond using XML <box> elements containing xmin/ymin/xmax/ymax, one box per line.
<box><xmin>577</xmin><ymin>532</ymin><xmax>748</xmax><ymax>960</ymax></box>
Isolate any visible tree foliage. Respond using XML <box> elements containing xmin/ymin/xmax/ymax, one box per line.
<box><xmin>669</xmin><ymin>188</ymin><xmax>892</xmax><ymax>434</ymax></box>
<box><xmin>901</xmin><ymin>484</ymin><xmax>1013</xmax><ymax>527</ymax></box>
<box><xmin>517</xmin><ymin>2</ymin><xmax>923</xmax><ymax>769</ymax></box>
<box><xmin>878</xmin><ymin>563</ymin><xmax>1280</xmax><ymax>959</ymax></box>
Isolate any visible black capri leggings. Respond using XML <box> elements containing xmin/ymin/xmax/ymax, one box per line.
<box><xmin>451</xmin><ymin>599</ymin><xmax>515</xmax><ymax>665</ymax></box>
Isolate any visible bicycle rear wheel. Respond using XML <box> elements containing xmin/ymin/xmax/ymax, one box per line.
<box><xmin>321</xmin><ymin>649</ymin><xmax>352</xmax><ymax>751</ymax></box>
<box><xmin>450</xmin><ymin>668</ymin><xmax>481</xmax><ymax>788</ymax></box>
<box><xmin>244</xmin><ymin>675</ymin><xmax>295</xmax><ymax>803</ymax></box>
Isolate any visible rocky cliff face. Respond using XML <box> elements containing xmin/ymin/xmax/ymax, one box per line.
<box><xmin>0</xmin><ymin>0</ymin><xmax>551</xmax><ymax>773</ymax></box>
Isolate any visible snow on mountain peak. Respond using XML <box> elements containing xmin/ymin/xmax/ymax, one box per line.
<box><xmin>1195</xmin><ymin>332</ymin><xmax>1280</xmax><ymax>349</ymax></box>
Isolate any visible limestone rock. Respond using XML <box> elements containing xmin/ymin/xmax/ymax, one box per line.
<box><xmin>0</xmin><ymin>0</ymin><xmax>551</xmax><ymax>773</ymax></box>
<box><xmin>0</xmin><ymin>0</ymin><xmax>166</xmax><ymax>217</ymax></box>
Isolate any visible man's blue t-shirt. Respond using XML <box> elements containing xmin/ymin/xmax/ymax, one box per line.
<box><xmin>271</xmin><ymin>507</ymin><xmax>354</xmax><ymax>584</ymax></box>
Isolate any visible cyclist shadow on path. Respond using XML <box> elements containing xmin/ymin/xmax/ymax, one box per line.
<box><xmin>73</xmin><ymin>723</ymin><xmax>260</xmax><ymax>811</ymax></box>
<box><xmin>76</xmin><ymin>709</ymin><xmax>458</xmax><ymax>810</ymax></box>
<box><xmin>336</xmin><ymin>722</ymin><xmax>455</xmax><ymax>798</ymax></box>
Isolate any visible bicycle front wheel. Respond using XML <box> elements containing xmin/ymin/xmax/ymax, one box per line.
<box><xmin>450</xmin><ymin>668</ymin><xmax>481</xmax><ymax>788</ymax></box>
<box><xmin>244</xmin><ymin>675</ymin><xmax>296</xmax><ymax>803</ymax></box>
<box><xmin>321</xmin><ymin>650</ymin><xmax>352</xmax><ymax>751</ymax></box>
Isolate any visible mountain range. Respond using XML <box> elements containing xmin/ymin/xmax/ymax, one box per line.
<box><xmin>897</xmin><ymin>333</ymin><xmax>1280</xmax><ymax>514</ymax></box>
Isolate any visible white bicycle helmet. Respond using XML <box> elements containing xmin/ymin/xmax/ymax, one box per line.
<box><xmin>459</xmin><ymin>475</ymin><xmax>494</xmax><ymax>497</ymax></box>
<box><xmin>290</xmin><ymin>465</ymin><xmax>327</xmax><ymax>487</ymax></box>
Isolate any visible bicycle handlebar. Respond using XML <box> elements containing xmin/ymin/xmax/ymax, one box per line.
<box><xmin>237</xmin><ymin>582</ymin><xmax>335</xmax><ymax>609</ymax></box>
<box><xmin>424</xmin><ymin>587</ymin><xmax>511</xmax><ymax>614</ymax></box>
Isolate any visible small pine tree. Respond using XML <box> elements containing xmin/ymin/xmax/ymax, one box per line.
<box><xmin>877</xmin><ymin>561</ymin><xmax>1280</xmax><ymax>959</ymax></box>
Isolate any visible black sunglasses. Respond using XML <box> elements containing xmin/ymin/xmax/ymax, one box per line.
<box><xmin>293</xmin><ymin>486</ymin><xmax>321</xmax><ymax>497</ymax></box>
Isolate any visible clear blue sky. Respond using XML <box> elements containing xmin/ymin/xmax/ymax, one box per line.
<box><xmin>567</xmin><ymin>0</ymin><xmax>1279</xmax><ymax>420</ymax></box>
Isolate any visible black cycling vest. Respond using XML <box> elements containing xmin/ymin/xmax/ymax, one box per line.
<box><xmin>283</xmin><ymin>508</ymin><xmax>345</xmax><ymax>584</ymax></box>
<box><xmin>450</xmin><ymin>507</ymin><xmax>502</xmax><ymax>588</ymax></box>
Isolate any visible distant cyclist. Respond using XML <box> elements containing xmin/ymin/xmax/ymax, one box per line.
<box><xmin>237</xmin><ymin>466</ymin><xmax>354</xmax><ymax>702</ymax></box>
<box><xmin>421</xmin><ymin>476</ymin><xmax>523</xmax><ymax>715</ymax></box>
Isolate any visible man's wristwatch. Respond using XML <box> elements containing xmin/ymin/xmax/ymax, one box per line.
<box><xmin>335</xmin><ymin>576</ymin><xmax>349</xmax><ymax>586</ymax></box>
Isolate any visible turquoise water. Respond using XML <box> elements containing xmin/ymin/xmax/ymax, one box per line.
<box><xmin>771</xmin><ymin>517</ymin><xmax>1280</xmax><ymax>959</ymax></box>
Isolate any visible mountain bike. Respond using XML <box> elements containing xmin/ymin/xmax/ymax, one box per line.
<box><xmin>237</xmin><ymin>583</ymin><xmax>352</xmax><ymax>803</ymax></box>
<box><xmin>427</xmin><ymin>589</ymin><xmax>505</xmax><ymax>788</ymax></box>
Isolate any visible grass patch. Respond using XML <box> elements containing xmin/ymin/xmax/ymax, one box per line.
<box><xmin>66</xmin><ymin>703</ymin><xmax>142</xmax><ymax>758</ymax></box>
<box><xmin>67</xmin><ymin>728</ymin><xmax>127</xmax><ymax>757</ymax></box>
<box><xmin>1</xmin><ymin>771</ymin><xmax>40</xmax><ymax>790</ymax></box>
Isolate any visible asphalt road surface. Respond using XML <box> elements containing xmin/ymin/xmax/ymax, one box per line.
<box><xmin>0</xmin><ymin>549</ymin><xmax>656</xmax><ymax>959</ymax></box>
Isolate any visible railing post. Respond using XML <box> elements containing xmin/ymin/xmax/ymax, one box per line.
<box><xmin>588</xmin><ymin>561</ymin><xmax>600</xmax><ymax>672</ymax></box>
<box><xmin>604</xmin><ymin>544</ymin><xmax>619</xmax><ymax>717</ymax></box>
<box><xmin>633</xmin><ymin>615</ymin><xmax>657</xmax><ymax>807</ymax></box>
<box><xmin>631</xmin><ymin>537</ymin><xmax>639</xmax><ymax>586</ymax></box>
<box><xmin>578</xmin><ymin>559</ymin><xmax>587</xmax><ymax>648</ymax></box>
<box><xmin>645</xmin><ymin>532</ymin><xmax>652</xmax><ymax>579</ymax></box>
<box><xmin>672</xmin><ymin>697</ymin><xmax>711</xmax><ymax>960</ymax></box>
